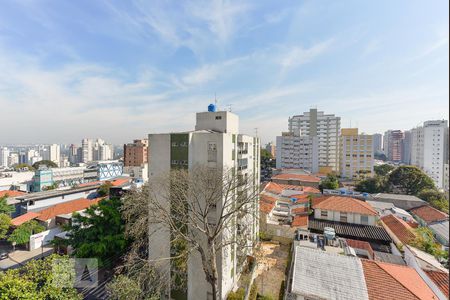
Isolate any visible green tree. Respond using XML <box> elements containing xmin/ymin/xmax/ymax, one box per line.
<box><xmin>8</xmin><ymin>220</ymin><xmax>45</xmax><ymax>246</ymax></box>
<box><xmin>0</xmin><ymin>195</ymin><xmax>15</xmax><ymax>215</ymax></box>
<box><xmin>374</xmin><ymin>164</ymin><xmax>395</xmax><ymax>176</ymax></box>
<box><xmin>32</xmin><ymin>160</ymin><xmax>58</xmax><ymax>170</ymax></box>
<box><xmin>388</xmin><ymin>166</ymin><xmax>435</xmax><ymax>195</ymax></box>
<box><xmin>97</xmin><ymin>182</ymin><xmax>113</xmax><ymax>197</ymax></box>
<box><xmin>354</xmin><ymin>176</ymin><xmax>387</xmax><ymax>193</ymax></box>
<box><xmin>418</xmin><ymin>189</ymin><xmax>449</xmax><ymax>213</ymax></box>
<box><xmin>0</xmin><ymin>213</ymin><xmax>11</xmax><ymax>239</ymax></box>
<box><xmin>106</xmin><ymin>275</ymin><xmax>147</xmax><ymax>300</ymax></box>
<box><xmin>12</xmin><ymin>163</ymin><xmax>35</xmax><ymax>171</ymax></box>
<box><xmin>67</xmin><ymin>197</ymin><xmax>128</xmax><ymax>267</ymax></box>
<box><xmin>319</xmin><ymin>174</ymin><xmax>339</xmax><ymax>191</ymax></box>
<box><xmin>0</xmin><ymin>254</ymin><xmax>81</xmax><ymax>300</ymax></box>
<box><xmin>260</xmin><ymin>149</ymin><xmax>272</xmax><ymax>159</ymax></box>
<box><xmin>410</xmin><ymin>227</ymin><xmax>443</xmax><ymax>257</ymax></box>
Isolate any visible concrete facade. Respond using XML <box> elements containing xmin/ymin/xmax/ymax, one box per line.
<box><xmin>314</xmin><ymin>208</ymin><xmax>377</xmax><ymax>226</ymax></box>
<box><xmin>339</xmin><ymin>128</ymin><xmax>374</xmax><ymax>179</ymax></box>
<box><xmin>275</xmin><ymin>132</ymin><xmax>318</xmax><ymax>172</ymax></box>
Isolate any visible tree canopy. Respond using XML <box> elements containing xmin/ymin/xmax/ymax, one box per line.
<box><xmin>354</xmin><ymin>176</ymin><xmax>386</xmax><ymax>194</ymax></box>
<box><xmin>260</xmin><ymin>149</ymin><xmax>273</xmax><ymax>159</ymax></box>
<box><xmin>8</xmin><ymin>220</ymin><xmax>45</xmax><ymax>246</ymax></box>
<box><xmin>0</xmin><ymin>254</ymin><xmax>82</xmax><ymax>299</ymax></box>
<box><xmin>32</xmin><ymin>160</ymin><xmax>58</xmax><ymax>169</ymax></box>
<box><xmin>0</xmin><ymin>195</ymin><xmax>14</xmax><ymax>215</ymax></box>
<box><xmin>12</xmin><ymin>163</ymin><xmax>35</xmax><ymax>171</ymax></box>
<box><xmin>0</xmin><ymin>213</ymin><xmax>11</xmax><ymax>240</ymax></box>
<box><xmin>67</xmin><ymin>197</ymin><xmax>128</xmax><ymax>268</ymax></box>
<box><xmin>97</xmin><ymin>182</ymin><xmax>113</xmax><ymax>197</ymax></box>
<box><xmin>418</xmin><ymin>189</ymin><xmax>449</xmax><ymax>214</ymax></box>
<box><xmin>319</xmin><ymin>174</ymin><xmax>339</xmax><ymax>191</ymax></box>
<box><xmin>374</xmin><ymin>164</ymin><xmax>395</xmax><ymax>176</ymax></box>
<box><xmin>388</xmin><ymin>166</ymin><xmax>435</xmax><ymax>195</ymax></box>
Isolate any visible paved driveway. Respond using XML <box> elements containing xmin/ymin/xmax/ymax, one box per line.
<box><xmin>0</xmin><ymin>246</ymin><xmax>54</xmax><ymax>270</ymax></box>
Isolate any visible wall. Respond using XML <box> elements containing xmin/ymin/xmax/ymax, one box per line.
<box><xmin>29</xmin><ymin>227</ymin><xmax>63</xmax><ymax>250</ymax></box>
<box><xmin>22</xmin><ymin>189</ymin><xmax>97</xmax><ymax>213</ymax></box>
<box><xmin>314</xmin><ymin>208</ymin><xmax>376</xmax><ymax>226</ymax></box>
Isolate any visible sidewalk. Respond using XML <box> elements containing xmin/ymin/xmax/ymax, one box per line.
<box><xmin>0</xmin><ymin>246</ymin><xmax>54</xmax><ymax>270</ymax></box>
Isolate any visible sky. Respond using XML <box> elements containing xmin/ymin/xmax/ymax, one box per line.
<box><xmin>0</xmin><ymin>0</ymin><xmax>448</xmax><ymax>145</ymax></box>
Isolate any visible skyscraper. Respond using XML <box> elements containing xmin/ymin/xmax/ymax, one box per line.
<box><xmin>402</xmin><ymin>130</ymin><xmax>412</xmax><ymax>165</ymax></box>
<box><xmin>148</xmin><ymin>106</ymin><xmax>260</xmax><ymax>300</ymax></box>
<box><xmin>49</xmin><ymin>144</ymin><xmax>61</xmax><ymax>166</ymax></box>
<box><xmin>124</xmin><ymin>139</ymin><xmax>148</xmax><ymax>167</ymax></box>
<box><xmin>339</xmin><ymin>128</ymin><xmax>374</xmax><ymax>179</ymax></box>
<box><xmin>288</xmin><ymin>108</ymin><xmax>340</xmax><ymax>172</ymax></box>
<box><xmin>372</xmin><ymin>133</ymin><xmax>383</xmax><ymax>154</ymax></box>
<box><xmin>410</xmin><ymin>120</ymin><xmax>448</xmax><ymax>189</ymax></box>
<box><xmin>0</xmin><ymin>147</ymin><xmax>10</xmax><ymax>168</ymax></box>
<box><xmin>383</xmin><ymin>130</ymin><xmax>404</xmax><ymax>162</ymax></box>
<box><xmin>276</xmin><ymin>132</ymin><xmax>318</xmax><ymax>172</ymax></box>
<box><xmin>81</xmin><ymin>138</ymin><xmax>93</xmax><ymax>163</ymax></box>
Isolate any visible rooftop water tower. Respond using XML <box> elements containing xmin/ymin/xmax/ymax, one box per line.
<box><xmin>208</xmin><ymin>103</ymin><xmax>216</xmax><ymax>112</ymax></box>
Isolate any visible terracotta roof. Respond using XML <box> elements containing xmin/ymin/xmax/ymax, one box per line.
<box><xmin>36</xmin><ymin>198</ymin><xmax>102</xmax><ymax>221</ymax></box>
<box><xmin>291</xmin><ymin>215</ymin><xmax>308</xmax><ymax>227</ymax></box>
<box><xmin>264</xmin><ymin>182</ymin><xmax>320</xmax><ymax>195</ymax></box>
<box><xmin>425</xmin><ymin>270</ymin><xmax>449</xmax><ymax>298</ymax></box>
<box><xmin>346</xmin><ymin>238</ymin><xmax>374</xmax><ymax>259</ymax></box>
<box><xmin>290</xmin><ymin>194</ymin><xmax>310</xmax><ymax>203</ymax></box>
<box><xmin>264</xmin><ymin>182</ymin><xmax>283</xmax><ymax>194</ymax></box>
<box><xmin>291</xmin><ymin>207</ymin><xmax>308</xmax><ymax>214</ymax></box>
<box><xmin>410</xmin><ymin>205</ymin><xmax>449</xmax><ymax>224</ymax></box>
<box><xmin>362</xmin><ymin>260</ymin><xmax>438</xmax><ymax>300</ymax></box>
<box><xmin>312</xmin><ymin>196</ymin><xmax>378</xmax><ymax>216</ymax></box>
<box><xmin>78</xmin><ymin>178</ymin><xmax>130</xmax><ymax>188</ymax></box>
<box><xmin>260</xmin><ymin>194</ymin><xmax>277</xmax><ymax>204</ymax></box>
<box><xmin>0</xmin><ymin>190</ymin><xmax>26</xmax><ymax>198</ymax></box>
<box><xmin>260</xmin><ymin>201</ymin><xmax>275</xmax><ymax>214</ymax></box>
<box><xmin>311</xmin><ymin>195</ymin><xmax>331</xmax><ymax>207</ymax></box>
<box><xmin>10</xmin><ymin>212</ymin><xmax>40</xmax><ymax>226</ymax></box>
<box><xmin>272</xmin><ymin>173</ymin><xmax>321</xmax><ymax>183</ymax></box>
<box><xmin>303</xmin><ymin>186</ymin><xmax>321</xmax><ymax>194</ymax></box>
<box><xmin>381</xmin><ymin>214</ymin><xmax>416</xmax><ymax>245</ymax></box>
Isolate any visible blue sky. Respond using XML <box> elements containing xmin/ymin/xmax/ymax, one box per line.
<box><xmin>0</xmin><ymin>0</ymin><xmax>448</xmax><ymax>145</ymax></box>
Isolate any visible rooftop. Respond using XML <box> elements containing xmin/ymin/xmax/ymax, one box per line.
<box><xmin>428</xmin><ymin>221</ymin><xmax>449</xmax><ymax>244</ymax></box>
<box><xmin>371</xmin><ymin>193</ymin><xmax>426</xmax><ymax>210</ymax></box>
<box><xmin>409</xmin><ymin>205</ymin><xmax>449</xmax><ymax>224</ymax></box>
<box><xmin>0</xmin><ymin>190</ymin><xmax>26</xmax><ymax>198</ymax></box>
<box><xmin>291</xmin><ymin>215</ymin><xmax>308</xmax><ymax>227</ymax></box>
<box><xmin>36</xmin><ymin>198</ymin><xmax>102</xmax><ymax>221</ymax></box>
<box><xmin>346</xmin><ymin>238</ymin><xmax>375</xmax><ymax>259</ymax></box>
<box><xmin>380</xmin><ymin>214</ymin><xmax>416</xmax><ymax>245</ymax></box>
<box><xmin>373</xmin><ymin>251</ymin><xmax>406</xmax><ymax>265</ymax></box>
<box><xmin>272</xmin><ymin>173</ymin><xmax>321</xmax><ymax>183</ymax></box>
<box><xmin>15</xmin><ymin>184</ymin><xmax>101</xmax><ymax>202</ymax></box>
<box><xmin>405</xmin><ymin>245</ymin><xmax>448</xmax><ymax>272</ymax></box>
<box><xmin>424</xmin><ymin>270</ymin><xmax>449</xmax><ymax>298</ymax></box>
<box><xmin>309</xmin><ymin>219</ymin><xmax>392</xmax><ymax>244</ymax></box>
<box><xmin>10</xmin><ymin>211</ymin><xmax>40</xmax><ymax>226</ymax></box>
<box><xmin>362</xmin><ymin>260</ymin><xmax>438</xmax><ymax>300</ymax></box>
<box><xmin>291</xmin><ymin>246</ymin><xmax>369</xmax><ymax>300</ymax></box>
<box><xmin>312</xmin><ymin>196</ymin><xmax>378</xmax><ymax>216</ymax></box>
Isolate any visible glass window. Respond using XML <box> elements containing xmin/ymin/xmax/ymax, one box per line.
<box><xmin>361</xmin><ymin>215</ymin><xmax>369</xmax><ymax>225</ymax></box>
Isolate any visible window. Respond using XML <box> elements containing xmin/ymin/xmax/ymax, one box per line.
<box><xmin>321</xmin><ymin>210</ymin><xmax>328</xmax><ymax>217</ymax></box>
<box><xmin>340</xmin><ymin>212</ymin><xmax>347</xmax><ymax>222</ymax></box>
<box><xmin>361</xmin><ymin>215</ymin><xmax>369</xmax><ymax>225</ymax></box>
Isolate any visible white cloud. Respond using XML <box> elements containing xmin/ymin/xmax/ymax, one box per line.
<box><xmin>280</xmin><ymin>38</ymin><xmax>335</xmax><ymax>70</ymax></box>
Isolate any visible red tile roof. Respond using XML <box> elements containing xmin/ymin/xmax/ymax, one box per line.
<box><xmin>78</xmin><ymin>178</ymin><xmax>130</xmax><ymax>188</ymax></box>
<box><xmin>346</xmin><ymin>238</ymin><xmax>374</xmax><ymax>259</ymax></box>
<box><xmin>312</xmin><ymin>196</ymin><xmax>378</xmax><ymax>216</ymax></box>
<box><xmin>310</xmin><ymin>195</ymin><xmax>331</xmax><ymax>207</ymax></box>
<box><xmin>272</xmin><ymin>173</ymin><xmax>321</xmax><ymax>183</ymax></box>
<box><xmin>302</xmin><ymin>186</ymin><xmax>321</xmax><ymax>194</ymax></box>
<box><xmin>264</xmin><ymin>182</ymin><xmax>320</xmax><ymax>195</ymax></box>
<box><xmin>260</xmin><ymin>194</ymin><xmax>277</xmax><ymax>214</ymax></box>
<box><xmin>410</xmin><ymin>205</ymin><xmax>449</xmax><ymax>224</ymax></box>
<box><xmin>10</xmin><ymin>212</ymin><xmax>40</xmax><ymax>226</ymax></box>
<box><xmin>0</xmin><ymin>190</ymin><xmax>26</xmax><ymax>198</ymax></box>
<box><xmin>291</xmin><ymin>215</ymin><xmax>308</xmax><ymax>227</ymax></box>
<box><xmin>260</xmin><ymin>194</ymin><xmax>277</xmax><ymax>204</ymax></box>
<box><xmin>291</xmin><ymin>207</ymin><xmax>308</xmax><ymax>214</ymax></box>
<box><xmin>381</xmin><ymin>214</ymin><xmax>416</xmax><ymax>245</ymax></box>
<box><xmin>425</xmin><ymin>270</ymin><xmax>449</xmax><ymax>298</ymax></box>
<box><xmin>264</xmin><ymin>182</ymin><xmax>283</xmax><ymax>194</ymax></box>
<box><xmin>36</xmin><ymin>198</ymin><xmax>102</xmax><ymax>221</ymax></box>
<box><xmin>362</xmin><ymin>260</ymin><xmax>438</xmax><ymax>300</ymax></box>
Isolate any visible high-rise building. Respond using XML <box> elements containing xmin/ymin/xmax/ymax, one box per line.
<box><xmin>0</xmin><ymin>147</ymin><xmax>10</xmax><ymax>167</ymax></box>
<box><xmin>49</xmin><ymin>144</ymin><xmax>61</xmax><ymax>167</ymax></box>
<box><xmin>148</xmin><ymin>106</ymin><xmax>260</xmax><ymax>300</ymax></box>
<box><xmin>410</xmin><ymin>120</ymin><xmax>448</xmax><ymax>189</ymax></box>
<box><xmin>339</xmin><ymin>128</ymin><xmax>374</xmax><ymax>179</ymax></box>
<box><xmin>275</xmin><ymin>132</ymin><xmax>318</xmax><ymax>172</ymax></box>
<box><xmin>444</xmin><ymin>162</ymin><xmax>449</xmax><ymax>192</ymax></box>
<box><xmin>372</xmin><ymin>133</ymin><xmax>383</xmax><ymax>154</ymax></box>
<box><xmin>81</xmin><ymin>138</ymin><xmax>94</xmax><ymax>163</ymax></box>
<box><xmin>402</xmin><ymin>130</ymin><xmax>412</xmax><ymax>165</ymax></box>
<box><xmin>123</xmin><ymin>139</ymin><xmax>148</xmax><ymax>167</ymax></box>
<box><xmin>8</xmin><ymin>153</ymin><xmax>19</xmax><ymax>167</ymax></box>
<box><xmin>384</xmin><ymin>130</ymin><xmax>404</xmax><ymax>162</ymax></box>
<box><xmin>288</xmin><ymin>108</ymin><xmax>340</xmax><ymax>172</ymax></box>
<box><xmin>68</xmin><ymin>144</ymin><xmax>80</xmax><ymax>164</ymax></box>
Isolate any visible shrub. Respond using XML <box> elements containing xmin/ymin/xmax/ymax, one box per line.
<box><xmin>249</xmin><ymin>283</ymin><xmax>258</xmax><ymax>300</ymax></box>
<box><xmin>227</xmin><ymin>288</ymin><xmax>245</xmax><ymax>300</ymax></box>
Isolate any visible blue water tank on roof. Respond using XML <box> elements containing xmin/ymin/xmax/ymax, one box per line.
<box><xmin>208</xmin><ymin>103</ymin><xmax>216</xmax><ymax>112</ymax></box>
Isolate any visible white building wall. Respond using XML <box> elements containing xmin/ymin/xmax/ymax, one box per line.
<box><xmin>49</xmin><ymin>144</ymin><xmax>60</xmax><ymax>167</ymax></box>
<box><xmin>314</xmin><ymin>208</ymin><xmax>375</xmax><ymax>225</ymax></box>
<box><xmin>276</xmin><ymin>134</ymin><xmax>318</xmax><ymax>172</ymax></box>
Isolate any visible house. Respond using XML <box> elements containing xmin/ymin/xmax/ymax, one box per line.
<box><xmin>271</xmin><ymin>173</ymin><xmax>321</xmax><ymax>188</ymax></box>
<box><xmin>361</xmin><ymin>260</ymin><xmax>438</xmax><ymax>300</ymax></box>
<box><xmin>312</xmin><ymin>196</ymin><xmax>378</xmax><ymax>225</ymax></box>
<box><xmin>370</xmin><ymin>193</ymin><xmax>427</xmax><ymax>210</ymax></box>
<box><xmin>286</xmin><ymin>245</ymin><xmax>438</xmax><ymax>300</ymax></box>
<box><xmin>409</xmin><ymin>205</ymin><xmax>449</xmax><ymax>226</ymax></box>
<box><xmin>404</xmin><ymin>245</ymin><xmax>449</xmax><ymax>300</ymax></box>
<box><xmin>380</xmin><ymin>214</ymin><xmax>416</xmax><ymax>246</ymax></box>
<box><xmin>345</xmin><ymin>238</ymin><xmax>375</xmax><ymax>259</ymax></box>
<box><xmin>428</xmin><ymin>221</ymin><xmax>449</xmax><ymax>250</ymax></box>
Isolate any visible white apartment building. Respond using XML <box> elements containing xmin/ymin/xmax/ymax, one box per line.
<box><xmin>81</xmin><ymin>138</ymin><xmax>94</xmax><ymax>163</ymax></box>
<box><xmin>444</xmin><ymin>162</ymin><xmax>449</xmax><ymax>192</ymax></box>
<box><xmin>8</xmin><ymin>153</ymin><xmax>19</xmax><ymax>167</ymax></box>
<box><xmin>0</xmin><ymin>147</ymin><xmax>10</xmax><ymax>167</ymax></box>
<box><xmin>49</xmin><ymin>144</ymin><xmax>61</xmax><ymax>167</ymax></box>
<box><xmin>148</xmin><ymin>106</ymin><xmax>260</xmax><ymax>300</ymax></box>
<box><xmin>93</xmin><ymin>139</ymin><xmax>113</xmax><ymax>161</ymax></box>
<box><xmin>288</xmin><ymin>108</ymin><xmax>340</xmax><ymax>172</ymax></box>
<box><xmin>410</xmin><ymin>120</ymin><xmax>449</xmax><ymax>189</ymax></box>
<box><xmin>339</xmin><ymin>128</ymin><xmax>374</xmax><ymax>179</ymax></box>
<box><xmin>275</xmin><ymin>132</ymin><xmax>318</xmax><ymax>173</ymax></box>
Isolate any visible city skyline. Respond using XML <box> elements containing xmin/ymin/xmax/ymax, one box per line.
<box><xmin>0</xmin><ymin>0</ymin><xmax>448</xmax><ymax>145</ymax></box>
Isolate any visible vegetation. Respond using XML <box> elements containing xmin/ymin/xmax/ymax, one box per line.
<box><xmin>260</xmin><ymin>148</ymin><xmax>273</xmax><ymax>159</ymax></box>
<box><xmin>418</xmin><ymin>189</ymin><xmax>449</xmax><ymax>214</ymax></box>
<box><xmin>106</xmin><ymin>275</ymin><xmax>148</xmax><ymax>300</ymax></box>
<box><xmin>0</xmin><ymin>195</ymin><xmax>15</xmax><ymax>215</ymax></box>
<box><xmin>8</xmin><ymin>220</ymin><xmax>45</xmax><ymax>246</ymax></box>
<box><xmin>97</xmin><ymin>182</ymin><xmax>113</xmax><ymax>197</ymax></box>
<box><xmin>319</xmin><ymin>174</ymin><xmax>339</xmax><ymax>191</ymax></box>
<box><xmin>411</xmin><ymin>227</ymin><xmax>448</xmax><ymax>260</ymax></box>
<box><xmin>354</xmin><ymin>176</ymin><xmax>386</xmax><ymax>193</ymax></box>
<box><xmin>388</xmin><ymin>166</ymin><xmax>435</xmax><ymax>195</ymax></box>
<box><xmin>249</xmin><ymin>283</ymin><xmax>258</xmax><ymax>300</ymax></box>
<box><xmin>258</xmin><ymin>231</ymin><xmax>271</xmax><ymax>241</ymax></box>
<box><xmin>227</xmin><ymin>288</ymin><xmax>245</xmax><ymax>300</ymax></box>
<box><xmin>0</xmin><ymin>254</ymin><xmax>82</xmax><ymax>299</ymax></box>
<box><xmin>67</xmin><ymin>197</ymin><xmax>128</xmax><ymax>267</ymax></box>
<box><xmin>279</xmin><ymin>280</ymin><xmax>286</xmax><ymax>300</ymax></box>
<box><xmin>12</xmin><ymin>163</ymin><xmax>35</xmax><ymax>171</ymax></box>
<box><xmin>32</xmin><ymin>160</ymin><xmax>58</xmax><ymax>169</ymax></box>
<box><xmin>374</xmin><ymin>164</ymin><xmax>395</xmax><ymax>176</ymax></box>
<box><xmin>0</xmin><ymin>213</ymin><xmax>11</xmax><ymax>239</ymax></box>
